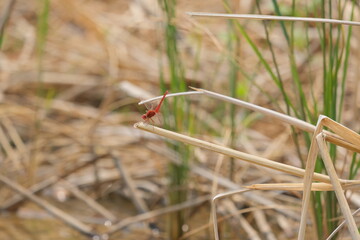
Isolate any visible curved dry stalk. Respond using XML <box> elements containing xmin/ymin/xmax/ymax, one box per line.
<box><xmin>189</xmin><ymin>87</ymin><xmax>360</xmax><ymax>153</ymax></box>
<box><xmin>212</xmin><ymin>189</ymin><xmax>251</xmax><ymax>240</ymax></box>
<box><xmin>138</xmin><ymin>88</ymin><xmax>314</xmax><ymax>132</ymax></box>
<box><xmin>327</xmin><ymin>208</ymin><xmax>360</xmax><ymax>240</ymax></box>
<box><xmin>188</xmin><ymin>87</ymin><xmax>315</xmax><ymax>132</ymax></box>
<box><xmin>187</xmin><ymin>12</ymin><xmax>360</xmax><ymax>27</ymax></box>
<box><xmin>138</xmin><ymin>91</ymin><xmax>202</xmax><ymax>106</ymax></box>
<box><xmin>139</xmin><ymin>88</ymin><xmax>360</xmax><ymax>153</ymax></box>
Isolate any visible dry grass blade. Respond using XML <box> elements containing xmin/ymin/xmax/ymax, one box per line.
<box><xmin>134</xmin><ymin>122</ymin><xmax>355</xmax><ymax>185</ymax></box>
<box><xmin>246</xmin><ymin>182</ymin><xmax>360</xmax><ymax>191</ymax></box>
<box><xmin>325</xmin><ymin>134</ymin><xmax>360</xmax><ymax>154</ymax></box>
<box><xmin>187</xmin><ymin>12</ymin><xmax>360</xmax><ymax>27</ymax></box>
<box><xmin>298</xmin><ymin>116</ymin><xmax>326</xmax><ymax>240</ymax></box>
<box><xmin>322</xmin><ymin>117</ymin><xmax>360</xmax><ymax>147</ymax></box>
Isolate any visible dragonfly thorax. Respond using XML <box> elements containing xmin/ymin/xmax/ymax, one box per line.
<box><xmin>145</xmin><ymin>110</ymin><xmax>156</xmax><ymax>118</ymax></box>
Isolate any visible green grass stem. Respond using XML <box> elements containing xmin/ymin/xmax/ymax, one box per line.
<box><xmin>158</xmin><ymin>0</ymin><xmax>191</xmax><ymax>238</ymax></box>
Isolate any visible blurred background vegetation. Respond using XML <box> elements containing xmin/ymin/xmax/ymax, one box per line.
<box><xmin>0</xmin><ymin>0</ymin><xmax>360</xmax><ymax>239</ymax></box>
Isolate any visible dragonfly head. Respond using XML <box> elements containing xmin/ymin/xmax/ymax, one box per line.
<box><xmin>141</xmin><ymin>114</ymin><xmax>147</xmax><ymax>120</ymax></box>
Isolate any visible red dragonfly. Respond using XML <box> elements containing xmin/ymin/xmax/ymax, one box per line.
<box><xmin>141</xmin><ymin>90</ymin><xmax>168</xmax><ymax>123</ymax></box>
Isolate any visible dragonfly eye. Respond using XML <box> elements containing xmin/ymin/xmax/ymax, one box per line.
<box><xmin>141</xmin><ymin>114</ymin><xmax>147</xmax><ymax>120</ymax></box>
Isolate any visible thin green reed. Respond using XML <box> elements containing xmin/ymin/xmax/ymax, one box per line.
<box><xmin>323</xmin><ymin>1</ymin><xmax>337</xmax><ymax>234</ymax></box>
<box><xmin>223</xmin><ymin>0</ymin><xmax>240</xmax><ymax>182</ymax></box>
<box><xmin>291</xmin><ymin>1</ymin><xmax>324</xmax><ymax>236</ymax></box>
<box><xmin>319</xmin><ymin>1</ymin><xmax>356</xmax><ymax>235</ymax></box>
<box><xmin>289</xmin><ymin>0</ymin><xmax>313</xmax><ymax>122</ymax></box>
<box><xmin>349</xmin><ymin>153</ymin><xmax>360</xmax><ymax>180</ymax></box>
<box><xmin>158</xmin><ymin>0</ymin><xmax>190</xmax><ymax>239</ymax></box>
<box><xmin>338</xmin><ymin>2</ymin><xmax>355</xmax><ymax>119</ymax></box>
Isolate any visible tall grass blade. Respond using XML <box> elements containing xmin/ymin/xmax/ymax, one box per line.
<box><xmin>158</xmin><ymin>0</ymin><xmax>191</xmax><ymax>238</ymax></box>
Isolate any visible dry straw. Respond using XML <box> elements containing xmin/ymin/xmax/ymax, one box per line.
<box><xmin>187</xmin><ymin>12</ymin><xmax>360</xmax><ymax>27</ymax></box>
<box><xmin>134</xmin><ymin>121</ymin><xmax>357</xmax><ymax>185</ymax></box>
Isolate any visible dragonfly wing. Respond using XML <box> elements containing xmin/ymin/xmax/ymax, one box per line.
<box><xmin>142</xmin><ymin>99</ymin><xmax>156</xmax><ymax>110</ymax></box>
<box><xmin>153</xmin><ymin>112</ymin><xmax>163</xmax><ymax>125</ymax></box>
